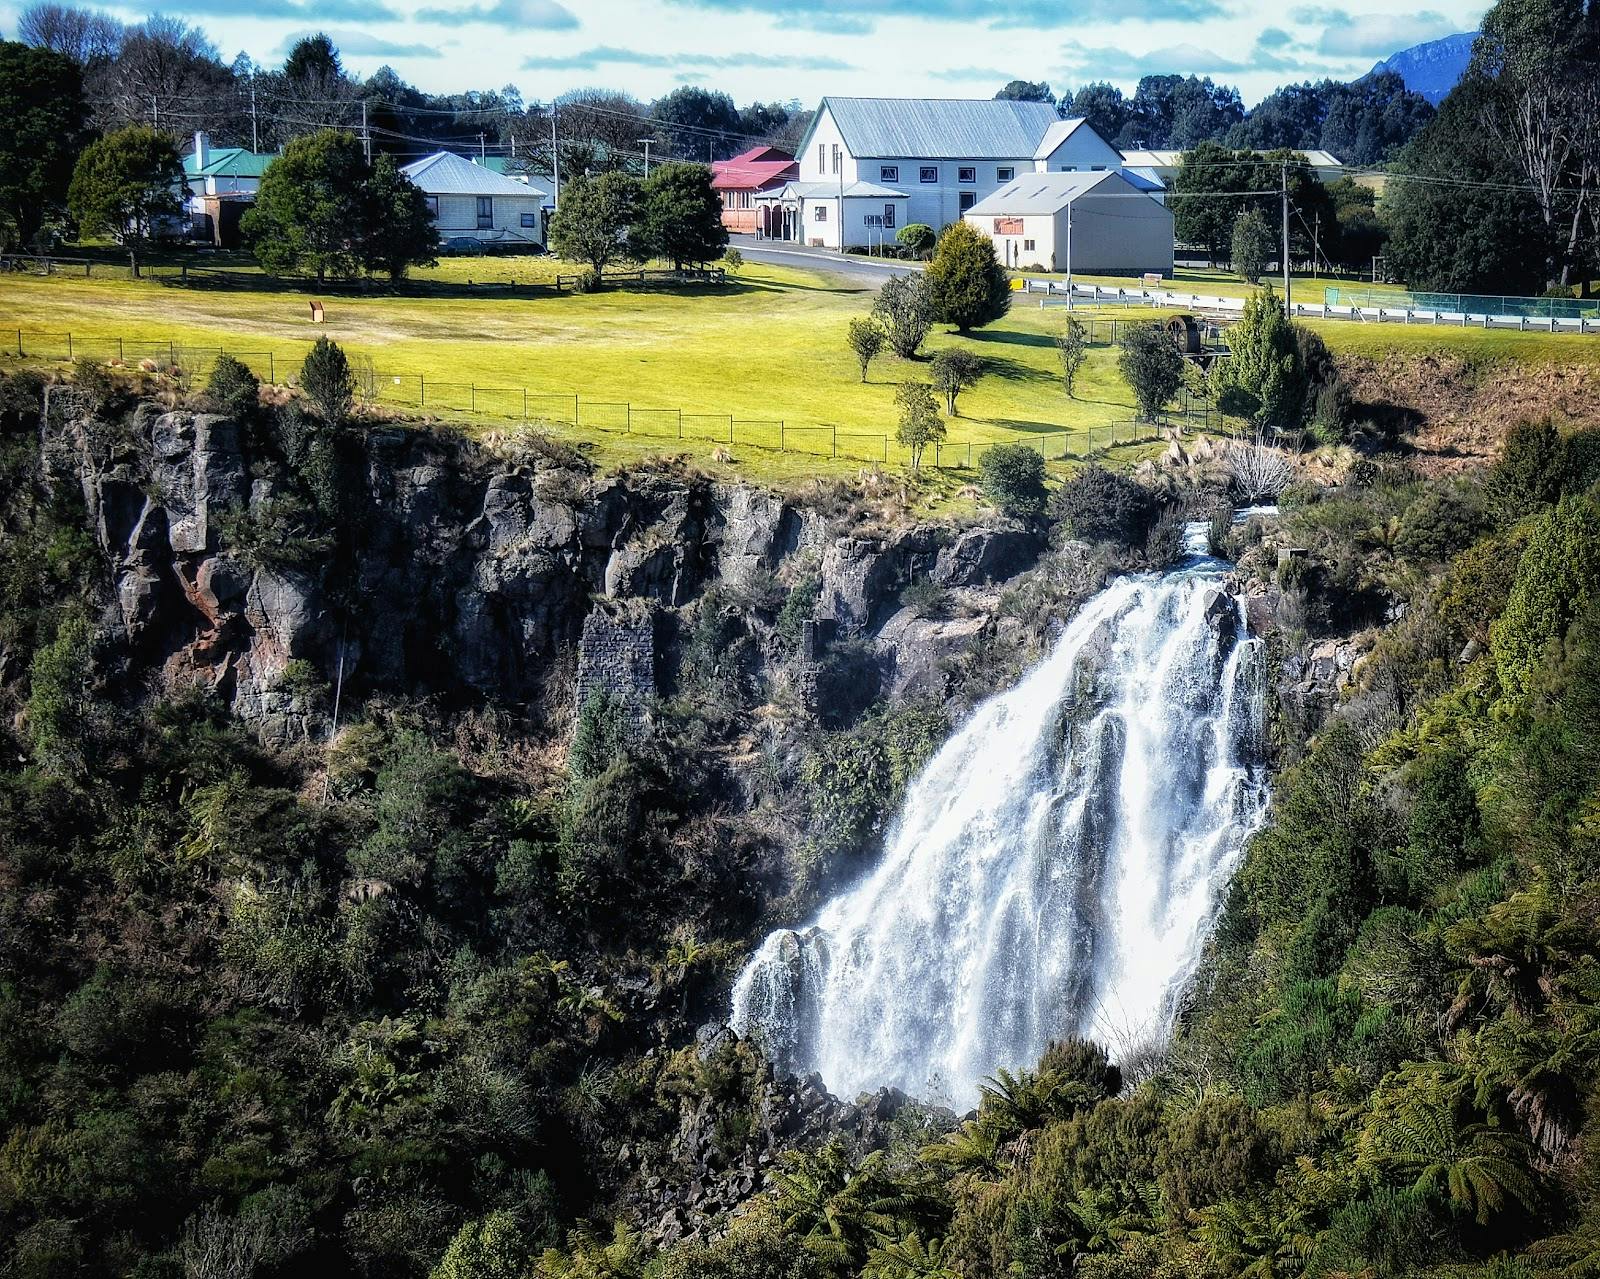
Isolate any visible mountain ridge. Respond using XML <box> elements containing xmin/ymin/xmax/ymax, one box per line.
<box><xmin>1367</xmin><ymin>31</ymin><xmax>1476</xmax><ymax>104</ymax></box>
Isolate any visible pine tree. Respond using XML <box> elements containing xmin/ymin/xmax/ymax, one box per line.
<box><xmin>925</xmin><ymin>220</ymin><xmax>1011</xmax><ymax>333</ymax></box>
<box><xmin>1212</xmin><ymin>285</ymin><xmax>1308</xmax><ymax>430</ymax></box>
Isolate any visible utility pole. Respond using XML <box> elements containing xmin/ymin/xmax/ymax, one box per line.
<box><xmin>550</xmin><ymin>103</ymin><xmax>560</xmax><ymax>206</ymax></box>
<box><xmin>1280</xmin><ymin>160</ymin><xmax>1292</xmax><ymax>316</ymax></box>
<box><xmin>478</xmin><ymin>132</ymin><xmax>486</xmax><ymax>162</ymax></box>
<box><xmin>642</xmin><ymin>138</ymin><xmax>652</xmax><ymax>177</ymax></box>
<box><xmin>1066</xmin><ymin>199</ymin><xmax>1074</xmax><ymax>309</ymax></box>
<box><xmin>249</xmin><ymin>74</ymin><xmax>259</xmax><ymax>153</ymax></box>
<box><xmin>151</xmin><ymin>95</ymin><xmax>159</xmax><ymax>128</ymax></box>
<box><xmin>361</xmin><ymin>101</ymin><xmax>371</xmax><ymax>163</ymax></box>
<box><xmin>1313</xmin><ymin>211</ymin><xmax>1321</xmax><ymax>277</ymax></box>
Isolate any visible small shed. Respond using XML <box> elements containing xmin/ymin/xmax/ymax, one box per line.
<box><xmin>962</xmin><ymin>170</ymin><xmax>1174</xmax><ymax>275</ymax></box>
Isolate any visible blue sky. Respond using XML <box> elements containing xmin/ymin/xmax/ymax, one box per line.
<box><xmin>0</xmin><ymin>0</ymin><xmax>1489</xmax><ymax>105</ymax></box>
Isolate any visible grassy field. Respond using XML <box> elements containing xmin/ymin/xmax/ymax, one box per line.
<box><xmin>4</xmin><ymin>253</ymin><xmax>1595</xmax><ymax>491</ymax></box>
<box><xmin>0</xmin><ymin>259</ymin><xmax>1168</xmax><ymax>471</ymax></box>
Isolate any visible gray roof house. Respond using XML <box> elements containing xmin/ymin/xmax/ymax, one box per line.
<box><xmin>767</xmin><ymin>97</ymin><xmax>1127</xmax><ymax>248</ymax></box>
<box><xmin>401</xmin><ymin>151</ymin><xmax>550</xmax><ymax>249</ymax></box>
<box><xmin>963</xmin><ymin>169</ymin><xmax>1174</xmax><ymax>275</ymax></box>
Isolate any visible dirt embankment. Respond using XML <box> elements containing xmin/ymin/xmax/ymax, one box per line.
<box><xmin>1338</xmin><ymin>352</ymin><xmax>1600</xmax><ymax>472</ymax></box>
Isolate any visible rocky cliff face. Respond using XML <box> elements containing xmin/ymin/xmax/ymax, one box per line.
<box><xmin>40</xmin><ymin>408</ymin><xmax>1048</xmax><ymax>746</ymax></box>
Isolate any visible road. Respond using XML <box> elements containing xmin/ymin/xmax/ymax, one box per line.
<box><xmin>730</xmin><ymin>235</ymin><xmax>920</xmax><ymax>284</ymax></box>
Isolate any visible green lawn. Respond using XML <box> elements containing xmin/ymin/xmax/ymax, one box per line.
<box><xmin>0</xmin><ymin>259</ymin><xmax>1166</xmax><ymax>476</ymax></box>
<box><xmin>5</xmin><ymin>254</ymin><xmax>1592</xmax><ymax>491</ymax></box>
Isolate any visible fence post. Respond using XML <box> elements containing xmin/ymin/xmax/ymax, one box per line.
<box><xmin>779</xmin><ymin>420</ymin><xmax>785</xmax><ymax>450</ymax></box>
<box><xmin>15</xmin><ymin>330</ymin><xmax>21</xmax><ymax>357</ymax></box>
<box><xmin>66</xmin><ymin>333</ymin><xmax>72</xmax><ymax>360</ymax></box>
<box><xmin>470</xmin><ymin>383</ymin><xmax>476</xmax><ymax>412</ymax></box>
<box><xmin>268</xmin><ymin>352</ymin><xmax>274</xmax><ymax>383</ymax></box>
<box><xmin>118</xmin><ymin>338</ymin><xmax>124</xmax><ymax>363</ymax></box>
<box><xmin>420</xmin><ymin>374</ymin><xmax>426</xmax><ymax>406</ymax></box>
<box><xmin>676</xmin><ymin>409</ymin><xmax>682</xmax><ymax>440</ymax></box>
<box><xmin>522</xmin><ymin>387</ymin><xmax>528</xmax><ymax>421</ymax></box>
<box><xmin>831</xmin><ymin>424</ymin><xmax>836</xmax><ymax>458</ymax></box>
<box><xmin>881</xmin><ymin>436</ymin><xmax>887</xmax><ymax>463</ymax></box>
<box><xmin>626</xmin><ymin>404</ymin><xmax>632</xmax><ymax>433</ymax></box>
<box><xmin>168</xmin><ymin>341</ymin><xmax>174</xmax><ymax>366</ymax></box>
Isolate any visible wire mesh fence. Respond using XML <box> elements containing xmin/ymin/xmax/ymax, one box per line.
<box><xmin>3</xmin><ymin>327</ymin><xmax>1210</xmax><ymax>470</ymax></box>
<box><xmin>1325</xmin><ymin>286</ymin><xmax>1600</xmax><ymax>321</ymax></box>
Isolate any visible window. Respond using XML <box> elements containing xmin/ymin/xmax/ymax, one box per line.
<box><xmin>1023</xmin><ymin>238</ymin><xmax>1036</xmax><ymax>251</ymax></box>
<box><xmin>958</xmin><ymin>191</ymin><xmax>976</xmax><ymax>212</ymax></box>
<box><xmin>996</xmin><ymin>166</ymin><xmax>1014</xmax><ymax>182</ymax></box>
<box><xmin>424</xmin><ymin>195</ymin><xmax>438</xmax><ymax>217</ymax></box>
<box><xmin>814</xmin><ymin>204</ymin><xmax>827</xmax><ymax>222</ymax></box>
<box><xmin>883</xmin><ymin>203</ymin><xmax>896</xmax><ymax>227</ymax></box>
<box><xmin>958</xmin><ymin>166</ymin><xmax>976</xmax><ymax>184</ymax></box>
<box><xmin>880</xmin><ymin>164</ymin><xmax>899</xmax><ymax>183</ymax></box>
<box><xmin>520</xmin><ymin>211</ymin><xmax>536</xmax><ymax>228</ymax></box>
<box><xmin>1091</xmin><ymin>164</ymin><xmax>1106</xmax><ymax>172</ymax></box>
<box><xmin>831</xmin><ymin>144</ymin><xmax>841</xmax><ymax>175</ymax></box>
<box><xmin>919</xmin><ymin>165</ymin><xmax>938</xmax><ymax>183</ymax></box>
<box><xmin>818</xmin><ymin>143</ymin><xmax>826</xmax><ymax>172</ymax></box>
<box><xmin>1059</xmin><ymin>165</ymin><xmax>1077</xmax><ymax>172</ymax></box>
<box><xmin>476</xmin><ymin>196</ymin><xmax>492</xmax><ymax>229</ymax></box>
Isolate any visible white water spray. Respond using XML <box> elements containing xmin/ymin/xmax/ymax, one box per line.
<box><xmin>731</xmin><ymin>523</ymin><xmax>1269</xmax><ymax>1108</ymax></box>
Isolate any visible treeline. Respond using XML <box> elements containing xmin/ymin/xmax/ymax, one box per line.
<box><xmin>998</xmin><ymin>72</ymin><xmax>1434</xmax><ymax>167</ymax></box>
<box><xmin>9</xmin><ymin>4</ymin><xmax>811</xmax><ymax>178</ymax></box>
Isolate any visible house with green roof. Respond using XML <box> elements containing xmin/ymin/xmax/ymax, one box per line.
<box><xmin>183</xmin><ymin>132</ymin><xmax>276</xmax><ymax>247</ymax></box>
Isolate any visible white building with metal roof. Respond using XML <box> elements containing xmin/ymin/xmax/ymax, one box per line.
<box><xmin>775</xmin><ymin>97</ymin><xmax>1124</xmax><ymax>248</ymax></box>
<box><xmin>1119</xmin><ymin>147</ymin><xmax>1345</xmax><ymax>186</ymax></box>
<box><xmin>401</xmin><ymin>151</ymin><xmax>550</xmax><ymax>249</ymax></box>
<box><xmin>963</xmin><ymin>170</ymin><xmax>1174</xmax><ymax>276</ymax></box>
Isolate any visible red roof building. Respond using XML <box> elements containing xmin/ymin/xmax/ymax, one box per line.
<box><xmin>710</xmin><ymin>145</ymin><xmax>797</xmax><ymax>234</ymax></box>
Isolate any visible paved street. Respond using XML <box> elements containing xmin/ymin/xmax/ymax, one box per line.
<box><xmin>730</xmin><ymin>235</ymin><xmax>921</xmax><ymax>284</ymax></box>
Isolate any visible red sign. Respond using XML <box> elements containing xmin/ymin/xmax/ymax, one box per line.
<box><xmin>993</xmin><ymin>217</ymin><xmax>1023</xmax><ymax>234</ymax></box>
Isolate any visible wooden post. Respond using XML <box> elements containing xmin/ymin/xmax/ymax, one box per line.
<box><xmin>420</xmin><ymin>374</ymin><xmax>426</xmax><ymax>406</ymax></box>
<box><xmin>66</xmin><ymin>333</ymin><xmax>72</xmax><ymax>360</ymax></box>
<box><xmin>831</xmin><ymin>424</ymin><xmax>836</xmax><ymax>458</ymax></box>
<box><xmin>522</xmin><ymin>387</ymin><xmax>528</xmax><ymax>421</ymax></box>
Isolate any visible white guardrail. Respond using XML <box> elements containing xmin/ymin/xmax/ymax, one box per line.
<box><xmin>1019</xmin><ymin>278</ymin><xmax>1600</xmax><ymax>336</ymax></box>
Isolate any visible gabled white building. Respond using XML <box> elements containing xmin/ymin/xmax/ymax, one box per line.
<box><xmin>400</xmin><ymin>151</ymin><xmax>549</xmax><ymax>249</ymax></box>
<box><xmin>768</xmin><ymin>97</ymin><xmax>1125</xmax><ymax>249</ymax></box>
<box><xmin>964</xmin><ymin>170</ymin><xmax>1175</xmax><ymax>275</ymax></box>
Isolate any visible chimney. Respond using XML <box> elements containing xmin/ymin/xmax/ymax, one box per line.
<box><xmin>194</xmin><ymin>131</ymin><xmax>209</xmax><ymax>169</ymax></box>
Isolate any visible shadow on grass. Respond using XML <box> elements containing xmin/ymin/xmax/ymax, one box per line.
<box><xmin>963</xmin><ymin>328</ymin><xmax>1057</xmax><ymax>351</ymax></box>
<box><xmin>160</xmin><ymin>271</ymin><xmax>868</xmax><ymax>302</ymax></box>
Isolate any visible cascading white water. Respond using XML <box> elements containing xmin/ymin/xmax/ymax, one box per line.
<box><xmin>730</xmin><ymin>522</ymin><xmax>1270</xmax><ymax>1109</ymax></box>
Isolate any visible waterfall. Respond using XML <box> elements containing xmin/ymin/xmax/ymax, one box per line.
<box><xmin>730</xmin><ymin>523</ymin><xmax>1270</xmax><ymax>1109</ymax></box>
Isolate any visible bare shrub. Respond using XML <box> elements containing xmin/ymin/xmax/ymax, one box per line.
<box><xmin>1226</xmin><ymin>430</ymin><xmax>1294</xmax><ymax>503</ymax></box>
